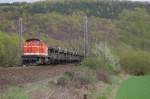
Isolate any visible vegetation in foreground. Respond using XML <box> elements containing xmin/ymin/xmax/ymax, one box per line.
<box><xmin>0</xmin><ymin>87</ymin><xmax>28</xmax><ymax>99</ymax></box>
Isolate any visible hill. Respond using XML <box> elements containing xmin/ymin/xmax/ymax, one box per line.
<box><xmin>0</xmin><ymin>0</ymin><xmax>150</xmax><ymax>52</ymax></box>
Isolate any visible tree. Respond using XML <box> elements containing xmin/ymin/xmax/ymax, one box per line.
<box><xmin>0</xmin><ymin>31</ymin><xmax>19</xmax><ymax>67</ymax></box>
<box><xmin>118</xmin><ymin>8</ymin><xmax>150</xmax><ymax>50</ymax></box>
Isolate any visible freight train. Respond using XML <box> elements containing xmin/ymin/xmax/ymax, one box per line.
<box><xmin>22</xmin><ymin>38</ymin><xmax>84</xmax><ymax>65</ymax></box>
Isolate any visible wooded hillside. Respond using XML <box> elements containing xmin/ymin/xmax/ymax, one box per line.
<box><xmin>0</xmin><ymin>0</ymin><xmax>150</xmax><ymax>66</ymax></box>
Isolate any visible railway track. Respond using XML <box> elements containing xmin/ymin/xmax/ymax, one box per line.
<box><xmin>0</xmin><ymin>64</ymin><xmax>75</xmax><ymax>89</ymax></box>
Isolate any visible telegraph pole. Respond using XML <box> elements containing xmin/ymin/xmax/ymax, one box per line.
<box><xmin>83</xmin><ymin>16</ymin><xmax>88</xmax><ymax>57</ymax></box>
<box><xmin>18</xmin><ymin>17</ymin><xmax>23</xmax><ymax>53</ymax></box>
<box><xmin>18</xmin><ymin>17</ymin><xmax>23</xmax><ymax>65</ymax></box>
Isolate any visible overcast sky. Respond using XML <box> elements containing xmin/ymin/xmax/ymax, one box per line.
<box><xmin>131</xmin><ymin>0</ymin><xmax>150</xmax><ymax>1</ymax></box>
<box><xmin>0</xmin><ymin>0</ymin><xmax>150</xmax><ymax>3</ymax></box>
<box><xmin>0</xmin><ymin>0</ymin><xmax>42</xmax><ymax>3</ymax></box>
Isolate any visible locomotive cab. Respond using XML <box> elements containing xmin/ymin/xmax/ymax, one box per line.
<box><xmin>22</xmin><ymin>38</ymin><xmax>48</xmax><ymax>65</ymax></box>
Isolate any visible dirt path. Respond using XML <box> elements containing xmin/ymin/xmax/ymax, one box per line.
<box><xmin>0</xmin><ymin>64</ymin><xmax>74</xmax><ymax>89</ymax></box>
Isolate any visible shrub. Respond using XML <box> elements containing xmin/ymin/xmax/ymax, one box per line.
<box><xmin>73</xmin><ymin>70</ymin><xmax>93</xmax><ymax>85</ymax></box>
<box><xmin>81</xmin><ymin>42</ymin><xmax>120</xmax><ymax>83</ymax></box>
<box><xmin>81</xmin><ymin>58</ymin><xmax>111</xmax><ymax>83</ymax></box>
<box><xmin>81</xmin><ymin>57</ymin><xmax>107</xmax><ymax>70</ymax></box>
<box><xmin>64</xmin><ymin>71</ymin><xmax>74</xmax><ymax>80</ymax></box>
<box><xmin>81</xmin><ymin>42</ymin><xmax>120</xmax><ymax>72</ymax></box>
<box><xmin>56</xmin><ymin>76</ymin><xmax>69</xmax><ymax>87</ymax></box>
<box><xmin>120</xmin><ymin>50</ymin><xmax>150</xmax><ymax>75</ymax></box>
<box><xmin>0</xmin><ymin>32</ymin><xmax>20</xmax><ymax>67</ymax></box>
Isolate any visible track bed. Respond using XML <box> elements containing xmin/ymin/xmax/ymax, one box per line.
<box><xmin>0</xmin><ymin>64</ymin><xmax>74</xmax><ymax>89</ymax></box>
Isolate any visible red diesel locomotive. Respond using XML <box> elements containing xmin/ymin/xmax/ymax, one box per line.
<box><xmin>22</xmin><ymin>38</ymin><xmax>83</xmax><ymax>65</ymax></box>
<box><xmin>23</xmin><ymin>38</ymin><xmax>48</xmax><ymax>56</ymax></box>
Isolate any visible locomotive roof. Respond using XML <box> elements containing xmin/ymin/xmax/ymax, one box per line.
<box><xmin>25</xmin><ymin>38</ymin><xmax>41</xmax><ymax>42</ymax></box>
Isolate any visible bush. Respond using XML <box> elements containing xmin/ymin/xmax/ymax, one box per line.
<box><xmin>80</xmin><ymin>43</ymin><xmax>120</xmax><ymax>83</ymax></box>
<box><xmin>73</xmin><ymin>70</ymin><xmax>93</xmax><ymax>85</ymax></box>
<box><xmin>120</xmin><ymin>50</ymin><xmax>150</xmax><ymax>75</ymax></box>
<box><xmin>56</xmin><ymin>76</ymin><xmax>69</xmax><ymax>87</ymax></box>
<box><xmin>81</xmin><ymin>57</ymin><xmax>107</xmax><ymax>70</ymax></box>
<box><xmin>0</xmin><ymin>32</ymin><xmax>20</xmax><ymax>67</ymax></box>
<box><xmin>81</xmin><ymin>42</ymin><xmax>120</xmax><ymax>72</ymax></box>
<box><xmin>81</xmin><ymin>58</ymin><xmax>112</xmax><ymax>83</ymax></box>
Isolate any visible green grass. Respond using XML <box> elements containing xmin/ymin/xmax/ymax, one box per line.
<box><xmin>0</xmin><ymin>87</ymin><xmax>28</xmax><ymax>99</ymax></box>
<box><xmin>115</xmin><ymin>75</ymin><xmax>150</xmax><ymax>99</ymax></box>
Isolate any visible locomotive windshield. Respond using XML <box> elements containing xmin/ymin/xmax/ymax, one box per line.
<box><xmin>25</xmin><ymin>38</ymin><xmax>41</xmax><ymax>42</ymax></box>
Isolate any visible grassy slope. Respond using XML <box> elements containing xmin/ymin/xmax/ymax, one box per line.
<box><xmin>115</xmin><ymin>75</ymin><xmax>150</xmax><ymax>99</ymax></box>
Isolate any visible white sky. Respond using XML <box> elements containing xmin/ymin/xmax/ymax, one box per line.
<box><xmin>0</xmin><ymin>0</ymin><xmax>42</xmax><ymax>3</ymax></box>
<box><xmin>131</xmin><ymin>0</ymin><xmax>150</xmax><ymax>1</ymax></box>
<box><xmin>0</xmin><ymin>0</ymin><xmax>150</xmax><ymax>3</ymax></box>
